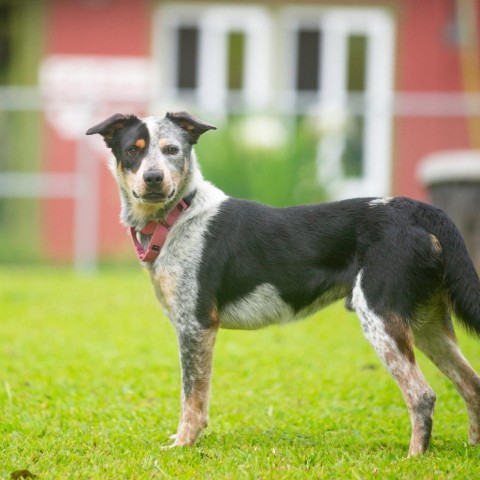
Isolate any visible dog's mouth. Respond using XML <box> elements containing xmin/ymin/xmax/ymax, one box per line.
<box><xmin>132</xmin><ymin>189</ymin><xmax>176</xmax><ymax>204</ymax></box>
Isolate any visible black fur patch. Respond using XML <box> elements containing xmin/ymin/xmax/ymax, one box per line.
<box><xmin>86</xmin><ymin>115</ymin><xmax>150</xmax><ymax>172</ymax></box>
<box><xmin>110</xmin><ymin>121</ymin><xmax>150</xmax><ymax>172</ymax></box>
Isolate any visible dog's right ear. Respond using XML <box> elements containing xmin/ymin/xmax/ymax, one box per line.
<box><xmin>86</xmin><ymin>114</ymin><xmax>139</xmax><ymax>148</ymax></box>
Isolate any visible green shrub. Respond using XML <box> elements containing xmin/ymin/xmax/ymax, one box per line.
<box><xmin>195</xmin><ymin>115</ymin><xmax>326</xmax><ymax>207</ymax></box>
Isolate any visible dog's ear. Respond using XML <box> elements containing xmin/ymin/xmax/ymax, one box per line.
<box><xmin>166</xmin><ymin>111</ymin><xmax>216</xmax><ymax>144</ymax></box>
<box><xmin>86</xmin><ymin>114</ymin><xmax>139</xmax><ymax>148</ymax></box>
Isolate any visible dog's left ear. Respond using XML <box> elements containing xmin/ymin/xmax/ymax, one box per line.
<box><xmin>86</xmin><ymin>114</ymin><xmax>139</xmax><ymax>148</ymax></box>
<box><xmin>166</xmin><ymin>111</ymin><xmax>216</xmax><ymax>144</ymax></box>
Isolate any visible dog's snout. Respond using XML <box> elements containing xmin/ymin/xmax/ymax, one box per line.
<box><xmin>144</xmin><ymin>170</ymin><xmax>164</xmax><ymax>186</ymax></box>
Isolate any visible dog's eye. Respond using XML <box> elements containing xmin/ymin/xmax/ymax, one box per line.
<box><xmin>127</xmin><ymin>146</ymin><xmax>139</xmax><ymax>157</ymax></box>
<box><xmin>165</xmin><ymin>145</ymin><xmax>179</xmax><ymax>155</ymax></box>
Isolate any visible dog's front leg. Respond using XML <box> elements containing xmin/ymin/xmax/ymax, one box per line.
<box><xmin>173</xmin><ymin>324</ymin><xmax>218</xmax><ymax>446</ymax></box>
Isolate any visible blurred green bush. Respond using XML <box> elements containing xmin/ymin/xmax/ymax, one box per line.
<box><xmin>195</xmin><ymin>115</ymin><xmax>326</xmax><ymax>207</ymax></box>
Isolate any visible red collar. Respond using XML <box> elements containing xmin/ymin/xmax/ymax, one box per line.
<box><xmin>130</xmin><ymin>200</ymin><xmax>188</xmax><ymax>262</ymax></box>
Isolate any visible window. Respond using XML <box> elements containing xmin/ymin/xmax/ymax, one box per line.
<box><xmin>176</xmin><ymin>26</ymin><xmax>199</xmax><ymax>90</ymax></box>
<box><xmin>347</xmin><ymin>35</ymin><xmax>367</xmax><ymax>93</ymax></box>
<box><xmin>295</xmin><ymin>29</ymin><xmax>321</xmax><ymax>92</ymax></box>
<box><xmin>227</xmin><ymin>31</ymin><xmax>245</xmax><ymax>91</ymax></box>
<box><xmin>156</xmin><ymin>5</ymin><xmax>271</xmax><ymax>115</ymax></box>
<box><xmin>155</xmin><ymin>5</ymin><xmax>394</xmax><ymax>199</ymax></box>
<box><xmin>342</xmin><ymin>34</ymin><xmax>368</xmax><ymax>178</ymax></box>
<box><xmin>0</xmin><ymin>5</ymin><xmax>11</xmax><ymax>85</ymax></box>
<box><xmin>282</xmin><ymin>7</ymin><xmax>395</xmax><ymax>199</ymax></box>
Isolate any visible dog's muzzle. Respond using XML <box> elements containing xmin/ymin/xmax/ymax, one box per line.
<box><xmin>132</xmin><ymin>170</ymin><xmax>175</xmax><ymax>203</ymax></box>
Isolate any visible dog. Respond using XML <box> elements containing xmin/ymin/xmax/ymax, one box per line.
<box><xmin>86</xmin><ymin>111</ymin><xmax>480</xmax><ymax>456</ymax></box>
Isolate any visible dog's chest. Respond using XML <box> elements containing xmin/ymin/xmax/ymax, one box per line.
<box><xmin>148</xmin><ymin>186</ymin><xmax>227</xmax><ymax>321</ymax></box>
<box><xmin>149</xmin><ymin>223</ymin><xmax>203</xmax><ymax>319</ymax></box>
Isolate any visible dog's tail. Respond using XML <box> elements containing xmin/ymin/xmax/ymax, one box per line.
<box><xmin>417</xmin><ymin>202</ymin><xmax>480</xmax><ymax>335</ymax></box>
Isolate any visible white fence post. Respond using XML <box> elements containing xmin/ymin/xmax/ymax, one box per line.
<box><xmin>73</xmin><ymin>137</ymin><xmax>100</xmax><ymax>273</ymax></box>
<box><xmin>0</xmin><ymin>138</ymin><xmax>100</xmax><ymax>273</ymax></box>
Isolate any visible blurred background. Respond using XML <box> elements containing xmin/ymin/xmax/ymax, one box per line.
<box><xmin>1</xmin><ymin>0</ymin><xmax>480</xmax><ymax>271</ymax></box>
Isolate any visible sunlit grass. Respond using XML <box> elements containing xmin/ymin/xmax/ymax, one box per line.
<box><xmin>1</xmin><ymin>266</ymin><xmax>479</xmax><ymax>478</ymax></box>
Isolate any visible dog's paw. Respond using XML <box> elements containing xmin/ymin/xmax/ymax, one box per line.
<box><xmin>166</xmin><ymin>421</ymin><xmax>204</xmax><ymax>447</ymax></box>
<box><xmin>160</xmin><ymin>433</ymin><xmax>198</xmax><ymax>449</ymax></box>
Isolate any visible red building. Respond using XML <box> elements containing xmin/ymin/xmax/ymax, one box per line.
<box><xmin>2</xmin><ymin>0</ymin><xmax>479</xmax><ymax>265</ymax></box>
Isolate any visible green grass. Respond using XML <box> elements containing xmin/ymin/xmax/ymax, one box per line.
<box><xmin>1</xmin><ymin>266</ymin><xmax>480</xmax><ymax>479</ymax></box>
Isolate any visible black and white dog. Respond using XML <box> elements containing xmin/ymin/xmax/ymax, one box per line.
<box><xmin>87</xmin><ymin>112</ymin><xmax>480</xmax><ymax>456</ymax></box>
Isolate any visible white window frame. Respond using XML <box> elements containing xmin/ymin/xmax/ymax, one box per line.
<box><xmin>282</xmin><ymin>6</ymin><xmax>395</xmax><ymax>199</ymax></box>
<box><xmin>154</xmin><ymin>4</ymin><xmax>395</xmax><ymax>199</ymax></box>
<box><xmin>154</xmin><ymin>4</ymin><xmax>272</xmax><ymax>116</ymax></box>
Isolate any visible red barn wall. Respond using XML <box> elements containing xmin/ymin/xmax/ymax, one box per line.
<box><xmin>42</xmin><ymin>0</ymin><xmax>151</xmax><ymax>261</ymax></box>
<box><xmin>39</xmin><ymin>0</ymin><xmax>479</xmax><ymax>261</ymax></box>
<box><xmin>393</xmin><ymin>0</ymin><xmax>472</xmax><ymax>200</ymax></box>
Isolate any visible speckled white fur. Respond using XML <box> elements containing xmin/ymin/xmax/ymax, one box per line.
<box><xmin>352</xmin><ymin>271</ymin><xmax>400</xmax><ymax>368</ymax></box>
<box><xmin>352</xmin><ymin>270</ymin><xmax>437</xmax><ymax>456</ymax></box>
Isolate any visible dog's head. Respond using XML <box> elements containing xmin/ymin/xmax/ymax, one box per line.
<box><xmin>86</xmin><ymin>112</ymin><xmax>216</xmax><ymax>207</ymax></box>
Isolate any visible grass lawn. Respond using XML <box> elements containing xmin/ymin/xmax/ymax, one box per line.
<box><xmin>1</xmin><ymin>266</ymin><xmax>480</xmax><ymax>479</ymax></box>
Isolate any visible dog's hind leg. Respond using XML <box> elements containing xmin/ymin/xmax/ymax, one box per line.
<box><xmin>412</xmin><ymin>305</ymin><xmax>480</xmax><ymax>446</ymax></box>
<box><xmin>352</xmin><ymin>274</ymin><xmax>436</xmax><ymax>456</ymax></box>
<box><xmin>172</xmin><ymin>324</ymin><xmax>218</xmax><ymax>446</ymax></box>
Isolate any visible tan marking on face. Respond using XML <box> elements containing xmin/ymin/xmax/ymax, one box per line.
<box><xmin>167</xmin><ymin>155</ymin><xmax>189</xmax><ymax>193</ymax></box>
<box><xmin>118</xmin><ymin>170</ymin><xmax>164</xmax><ymax>218</ymax></box>
<box><xmin>169</xmin><ymin>167</ymin><xmax>182</xmax><ymax>190</ymax></box>
<box><xmin>159</xmin><ymin>138</ymin><xmax>169</xmax><ymax>149</ymax></box>
<box><xmin>123</xmin><ymin>170</ymin><xmax>136</xmax><ymax>194</ymax></box>
<box><xmin>135</xmin><ymin>138</ymin><xmax>145</xmax><ymax>149</ymax></box>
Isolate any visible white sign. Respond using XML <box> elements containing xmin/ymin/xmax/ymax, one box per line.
<box><xmin>40</xmin><ymin>55</ymin><xmax>153</xmax><ymax>139</ymax></box>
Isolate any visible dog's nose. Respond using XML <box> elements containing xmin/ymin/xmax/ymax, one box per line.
<box><xmin>143</xmin><ymin>170</ymin><xmax>164</xmax><ymax>185</ymax></box>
